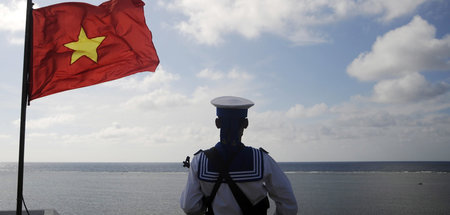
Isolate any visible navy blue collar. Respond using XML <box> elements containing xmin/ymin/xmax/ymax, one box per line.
<box><xmin>214</xmin><ymin>142</ymin><xmax>244</xmax><ymax>162</ymax></box>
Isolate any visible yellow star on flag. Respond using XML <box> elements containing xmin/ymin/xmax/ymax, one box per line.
<box><xmin>64</xmin><ymin>27</ymin><xmax>106</xmax><ymax>64</ymax></box>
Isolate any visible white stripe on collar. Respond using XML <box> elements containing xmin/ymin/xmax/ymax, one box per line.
<box><xmin>198</xmin><ymin>148</ymin><xmax>264</xmax><ymax>182</ymax></box>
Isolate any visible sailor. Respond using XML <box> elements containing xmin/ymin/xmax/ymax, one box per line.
<box><xmin>180</xmin><ymin>96</ymin><xmax>298</xmax><ymax>215</ymax></box>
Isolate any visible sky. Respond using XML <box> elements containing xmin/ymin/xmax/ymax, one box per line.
<box><xmin>0</xmin><ymin>0</ymin><xmax>449</xmax><ymax>162</ymax></box>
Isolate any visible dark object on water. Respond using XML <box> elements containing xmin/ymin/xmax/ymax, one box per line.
<box><xmin>183</xmin><ymin>156</ymin><xmax>190</xmax><ymax>168</ymax></box>
<box><xmin>418</xmin><ymin>182</ymin><xmax>423</xmax><ymax>185</ymax></box>
<box><xmin>0</xmin><ymin>209</ymin><xmax>59</xmax><ymax>215</ymax></box>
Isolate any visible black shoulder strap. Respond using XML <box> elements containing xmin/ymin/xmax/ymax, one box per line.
<box><xmin>223</xmin><ymin>172</ymin><xmax>254</xmax><ymax>214</ymax></box>
<box><xmin>204</xmin><ymin>147</ymin><xmax>255</xmax><ymax>214</ymax></box>
<box><xmin>203</xmin><ymin>174</ymin><xmax>222</xmax><ymax>215</ymax></box>
<box><xmin>203</xmin><ymin>148</ymin><xmax>222</xmax><ymax>215</ymax></box>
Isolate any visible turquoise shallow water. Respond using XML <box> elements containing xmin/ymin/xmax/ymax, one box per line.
<box><xmin>1</xmin><ymin>162</ymin><xmax>449</xmax><ymax>214</ymax></box>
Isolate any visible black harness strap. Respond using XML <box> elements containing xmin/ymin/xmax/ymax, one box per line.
<box><xmin>203</xmin><ymin>147</ymin><xmax>238</xmax><ymax>215</ymax></box>
<box><xmin>204</xmin><ymin>174</ymin><xmax>223</xmax><ymax>215</ymax></box>
<box><xmin>221</xmin><ymin>167</ymin><xmax>254</xmax><ymax>214</ymax></box>
<box><xmin>203</xmin><ymin>147</ymin><xmax>269</xmax><ymax>215</ymax></box>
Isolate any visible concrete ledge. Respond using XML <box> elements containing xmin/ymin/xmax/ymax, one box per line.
<box><xmin>0</xmin><ymin>209</ymin><xmax>59</xmax><ymax>215</ymax></box>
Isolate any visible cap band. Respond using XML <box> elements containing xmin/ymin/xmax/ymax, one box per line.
<box><xmin>217</xmin><ymin>108</ymin><xmax>248</xmax><ymax>118</ymax></box>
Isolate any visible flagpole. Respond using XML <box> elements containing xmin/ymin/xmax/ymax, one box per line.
<box><xmin>17</xmin><ymin>0</ymin><xmax>33</xmax><ymax>214</ymax></box>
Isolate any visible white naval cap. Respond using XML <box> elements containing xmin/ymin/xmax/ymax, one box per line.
<box><xmin>211</xmin><ymin>96</ymin><xmax>254</xmax><ymax>118</ymax></box>
<box><xmin>211</xmin><ymin>96</ymin><xmax>254</xmax><ymax>109</ymax></box>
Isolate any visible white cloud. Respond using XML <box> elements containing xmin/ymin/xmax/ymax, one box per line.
<box><xmin>165</xmin><ymin>0</ymin><xmax>426</xmax><ymax>45</ymax></box>
<box><xmin>359</xmin><ymin>0</ymin><xmax>426</xmax><ymax>22</ymax></box>
<box><xmin>124</xmin><ymin>88</ymin><xmax>190</xmax><ymax>110</ymax></box>
<box><xmin>4</xmin><ymin>53</ymin><xmax>449</xmax><ymax>162</ymax></box>
<box><xmin>0</xmin><ymin>0</ymin><xmax>26</xmax><ymax>32</ymax></box>
<box><xmin>105</xmin><ymin>66</ymin><xmax>179</xmax><ymax>91</ymax></box>
<box><xmin>347</xmin><ymin>16</ymin><xmax>450</xmax><ymax>103</ymax></box>
<box><xmin>244</xmin><ymin>98</ymin><xmax>450</xmax><ymax>161</ymax></box>
<box><xmin>0</xmin><ymin>0</ymin><xmax>28</xmax><ymax>44</ymax></box>
<box><xmin>13</xmin><ymin>114</ymin><xmax>76</xmax><ymax>129</ymax></box>
<box><xmin>96</xmin><ymin>122</ymin><xmax>145</xmax><ymax>140</ymax></box>
<box><xmin>286</xmin><ymin>103</ymin><xmax>328</xmax><ymax>118</ymax></box>
<box><xmin>196</xmin><ymin>68</ymin><xmax>224</xmax><ymax>80</ymax></box>
<box><xmin>0</xmin><ymin>134</ymin><xmax>11</xmax><ymax>139</ymax></box>
<box><xmin>227</xmin><ymin>68</ymin><xmax>253</xmax><ymax>80</ymax></box>
<box><xmin>348</xmin><ymin>16</ymin><xmax>450</xmax><ymax>81</ymax></box>
<box><xmin>7</xmin><ymin>77</ymin><xmax>450</xmax><ymax>161</ymax></box>
<box><xmin>196</xmin><ymin>68</ymin><xmax>253</xmax><ymax>81</ymax></box>
<box><xmin>7</xmin><ymin>35</ymin><xmax>24</xmax><ymax>45</ymax></box>
<box><xmin>333</xmin><ymin>109</ymin><xmax>397</xmax><ymax>128</ymax></box>
<box><xmin>372</xmin><ymin>73</ymin><xmax>449</xmax><ymax>103</ymax></box>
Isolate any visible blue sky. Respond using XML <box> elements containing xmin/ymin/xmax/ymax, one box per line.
<box><xmin>0</xmin><ymin>0</ymin><xmax>449</xmax><ymax>162</ymax></box>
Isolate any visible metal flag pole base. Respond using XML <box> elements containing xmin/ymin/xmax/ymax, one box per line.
<box><xmin>16</xmin><ymin>0</ymin><xmax>33</xmax><ymax>215</ymax></box>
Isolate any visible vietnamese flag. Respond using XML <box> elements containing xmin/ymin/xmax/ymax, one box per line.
<box><xmin>30</xmin><ymin>0</ymin><xmax>159</xmax><ymax>101</ymax></box>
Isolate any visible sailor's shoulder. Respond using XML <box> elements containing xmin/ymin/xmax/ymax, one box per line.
<box><xmin>258</xmin><ymin>147</ymin><xmax>269</xmax><ymax>154</ymax></box>
<box><xmin>244</xmin><ymin>145</ymin><xmax>268</xmax><ymax>153</ymax></box>
<box><xmin>194</xmin><ymin>149</ymin><xmax>203</xmax><ymax>155</ymax></box>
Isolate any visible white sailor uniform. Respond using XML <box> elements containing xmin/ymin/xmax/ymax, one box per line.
<box><xmin>180</xmin><ymin>144</ymin><xmax>298</xmax><ymax>215</ymax></box>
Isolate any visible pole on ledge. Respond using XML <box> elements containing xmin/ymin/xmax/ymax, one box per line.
<box><xmin>17</xmin><ymin>0</ymin><xmax>33</xmax><ymax>215</ymax></box>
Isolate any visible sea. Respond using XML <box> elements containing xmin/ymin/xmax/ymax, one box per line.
<box><xmin>1</xmin><ymin>162</ymin><xmax>450</xmax><ymax>215</ymax></box>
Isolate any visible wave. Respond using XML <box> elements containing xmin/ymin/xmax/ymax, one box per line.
<box><xmin>1</xmin><ymin>162</ymin><xmax>450</xmax><ymax>173</ymax></box>
<box><xmin>284</xmin><ymin>170</ymin><xmax>450</xmax><ymax>174</ymax></box>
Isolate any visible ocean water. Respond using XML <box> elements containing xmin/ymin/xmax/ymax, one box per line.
<box><xmin>1</xmin><ymin>162</ymin><xmax>450</xmax><ymax>215</ymax></box>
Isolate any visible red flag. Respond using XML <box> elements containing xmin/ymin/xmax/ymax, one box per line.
<box><xmin>30</xmin><ymin>0</ymin><xmax>159</xmax><ymax>101</ymax></box>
